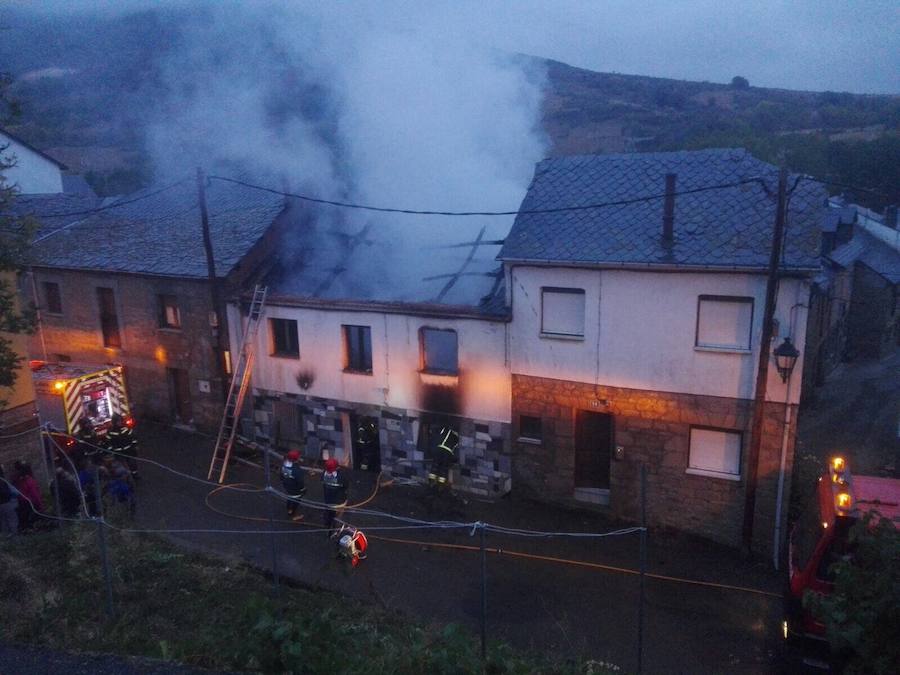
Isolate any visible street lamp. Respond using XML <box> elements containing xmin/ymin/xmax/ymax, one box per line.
<box><xmin>773</xmin><ymin>337</ymin><xmax>800</xmax><ymax>383</ymax></box>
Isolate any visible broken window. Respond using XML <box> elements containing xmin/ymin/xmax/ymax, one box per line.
<box><xmin>696</xmin><ymin>296</ymin><xmax>753</xmax><ymax>351</ymax></box>
<box><xmin>343</xmin><ymin>324</ymin><xmax>373</xmax><ymax>373</ymax></box>
<box><xmin>270</xmin><ymin>318</ymin><xmax>299</xmax><ymax>358</ymax></box>
<box><xmin>43</xmin><ymin>281</ymin><xmax>62</xmax><ymax>314</ymax></box>
<box><xmin>96</xmin><ymin>287</ymin><xmax>121</xmax><ymax>348</ymax></box>
<box><xmin>541</xmin><ymin>287</ymin><xmax>585</xmax><ymax>338</ymax></box>
<box><xmin>158</xmin><ymin>294</ymin><xmax>181</xmax><ymax>329</ymax></box>
<box><xmin>687</xmin><ymin>427</ymin><xmax>742</xmax><ymax>479</ymax></box>
<box><xmin>518</xmin><ymin>415</ymin><xmax>542</xmax><ymax>442</ymax></box>
<box><xmin>420</xmin><ymin>327</ymin><xmax>458</xmax><ymax>375</ymax></box>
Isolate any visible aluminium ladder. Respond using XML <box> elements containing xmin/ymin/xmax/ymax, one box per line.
<box><xmin>207</xmin><ymin>285</ymin><xmax>268</xmax><ymax>483</ymax></box>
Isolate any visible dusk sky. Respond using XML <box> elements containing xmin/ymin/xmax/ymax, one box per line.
<box><xmin>20</xmin><ymin>0</ymin><xmax>900</xmax><ymax>94</ymax></box>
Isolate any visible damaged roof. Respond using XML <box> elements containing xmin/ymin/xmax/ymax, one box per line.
<box><xmin>26</xmin><ymin>179</ymin><xmax>286</xmax><ymax>278</ymax></box>
<box><xmin>499</xmin><ymin>148</ymin><xmax>825</xmax><ymax>271</ymax></box>
<box><xmin>830</xmin><ymin>228</ymin><xmax>900</xmax><ymax>285</ymax></box>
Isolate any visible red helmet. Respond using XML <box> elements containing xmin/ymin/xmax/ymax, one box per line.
<box><xmin>324</xmin><ymin>458</ymin><xmax>338</xmax><ymax>472</ymax></box>
<box><xmin>286</xmin><ymin>450</ymin><xmax>300</xmax><ymax>461</ymax></box>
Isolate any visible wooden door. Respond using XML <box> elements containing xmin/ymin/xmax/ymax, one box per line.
<box><xmin>167</xmin><ymin>367</ymin><xmax>193</xmax><ymax>423</ymax></box>
<box><xmin>574</xmin><ymin>411</ymin><xmax>612</xmax><ymax>489</ymax></box>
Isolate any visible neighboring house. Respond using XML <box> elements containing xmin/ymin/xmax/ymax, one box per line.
<box><xmin>0</xmin><ymin>127</ymin><xmax>67</xmax><ymax>194</ymax></box>
<box><xmin>24</xmin><ymin>179</ymin><xmax>290</xmax><ymax>431</ymax></box>
<box><xmin>497</xmin><ymin>149</ymin><xmax>823</xmax><ymax>552</ymax></box>
<box><xmin>231</xmin><ymin>207</ymin><xmax>514</xmax><ymax>496</ymax></box>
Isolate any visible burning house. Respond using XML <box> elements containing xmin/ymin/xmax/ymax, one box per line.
<box><xmin>233</xmin><ymin>148</ymin><xmax>826</xmax><ymax>554</ymax></box>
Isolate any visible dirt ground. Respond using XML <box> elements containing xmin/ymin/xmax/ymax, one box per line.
<box><xmin>123</xmin><ymin>422</ymin><xmax>786</xmax><ymax>675</ymax></box>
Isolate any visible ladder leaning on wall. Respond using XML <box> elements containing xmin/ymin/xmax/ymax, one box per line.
<box><xmin>207</xmin><ymin>284</ymin><xmax>268</xmax><ymax>484</ymax></box>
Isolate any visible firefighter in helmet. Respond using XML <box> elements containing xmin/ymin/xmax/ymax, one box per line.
<box><xmin>356</xmin><ymin>419</ymin><xmax>379</xmax><ymax>471</ymax></box>
<box><xmin>77</xmin><ymin>418</ymin><xmax>101</xmax><ymax>459</ymax></box>
<box><xmin>427</xmin><ymin>424</ymin><xmax>459</xmax><ymax>489</ymax></box>
<box><xmin>322</xmin><ymin>450</ymin><xmax>348</xmax><ymax>536</ymax></box>
<box><xmin>106</xmin><ymin>413</ymin><xmax>139</xmax><ymax>480</ymax></box>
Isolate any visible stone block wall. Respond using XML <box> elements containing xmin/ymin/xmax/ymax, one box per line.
<box><xmin>252</xmin><ymin>388</ymin><xmax>512</xmax><ymax>497</ymax></box>
<box><xmin>29</xmin><ymin>269</ymin><xmax>226</xmax><ymax>431</ymax></box>
<box><xmin>512</xmin><ymin>374</ymin><xmax>797</xmax><ymax>553</ymax></box>
<box><xmin>0</xmin><ymin>402</ymin><xmax>47</xmax><ymax>482</ymax></box>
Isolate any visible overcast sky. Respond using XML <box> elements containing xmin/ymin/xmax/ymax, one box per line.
<box><xmin>15</xmin><ymin>0</ymin><xmax>900</xmax><ymax>94</ymax></box>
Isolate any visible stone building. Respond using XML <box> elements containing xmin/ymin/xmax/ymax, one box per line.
<box><xmin>497</xmin><ymin>149</ymin><xmax>824</xmax><ymax>553</ymax></box>
<box><xmin>24</xmin><ymin>179</ymin><xmax>289</xmax><ymax>431</ymax></box>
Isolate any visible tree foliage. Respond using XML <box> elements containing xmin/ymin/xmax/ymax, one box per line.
<box><xmin>805</xmin><ymin>512</ymin><xmax>900</xmax><ymax>674</ymax></box>
<box><xmin>0</xmin><ymin>76</ymin><xmax>36</xmax><ymax>404</ymax></box>
<box><xmin>730</xmin><ymin>75</ymin><xmax>750</xmax><ymax>89</ymax></box>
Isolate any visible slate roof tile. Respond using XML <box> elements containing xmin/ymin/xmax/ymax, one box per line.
<box><xmin>499</xmin><ymin>148</ymin><xmax>825</xmax><ymax>270</ymax></box>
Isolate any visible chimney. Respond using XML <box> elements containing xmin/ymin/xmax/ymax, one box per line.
<box><xmin>885</xmin><ymin>204</ymin><xmax>898</xmax><ymax>230</ymax></box>
<box><xmin>662</xmin><ymin>172</ymin><xmax>676</xmax><ymax>244</ymax></box>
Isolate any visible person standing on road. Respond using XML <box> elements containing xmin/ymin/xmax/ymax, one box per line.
<box><xmin>280</xmin><ymin>450</ymin><xmax>306</xmax><ymax>521</ymax></box>
<box><xmin>12</xmin><ymin>461</ymin><xmax>44</xmax><ymax>531</ymax></box>
<box><xmin>0</xmin><ymin>465</ymin><xmax>19</xmax><ymax>536</ymax></box>
<box><xmin>322</xmin><ymin>452</ymin><xmax>348</xmax><ymax>536</ymax></box>
<box><xmin>77</xmin><ymin>418</ymin><xmax>101</xmax><ymax>459</ymax></box>
<box><xmin>106</xmin><ymin>414</ymin><xmax>139</xmax><ymax>480</ymax></box>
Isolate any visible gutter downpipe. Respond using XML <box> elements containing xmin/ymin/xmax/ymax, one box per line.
<box><xmin>772</xmin><ymin>365</ymin><xmax>794</xmax><ymax>571</ymax></box>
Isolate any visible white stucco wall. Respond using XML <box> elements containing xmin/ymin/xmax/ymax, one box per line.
<box><xmin>231</xmin><ymin>303</ymin><xmax>511</xmax><ymax>423</ymax></box>
<box><xmin>0</xmin><ymin>133</ymin><xmax>64</xmax><ymax>194</ymax></box>
<box><xmin>508</xmin><ymin>266</ymin><xmax>810</xmax><ymax>404</ymax></box>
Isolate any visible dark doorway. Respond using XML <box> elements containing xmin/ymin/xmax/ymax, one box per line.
<box><xmin>574</xmin><ymin>411</ymin><xmax>612</xmax><ymax>489</ymax></box>
<box><xmin>351</xmin><ymin>415</ymin><xmax>381</xmax><ymax>472</ymax></box>
<box><xmin>167</xmin><ymin>367</ymin><xmax>193</xmax><ymax>424</ymax></box>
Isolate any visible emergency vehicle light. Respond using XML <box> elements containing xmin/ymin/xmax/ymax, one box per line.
<box><xmin>831</xmin><ymin>456</ymin><xmax>845</xmax><ymax>473</ymax></box>
<box><xmin>125</xmin><ymin>416</ymin><xmax>135</xmax><ymax>428</ymax></box>
<box><xmin>836</xmin><ymin>492</ymin><xmax>852</xmax><ymax>511</ymax></box>
<box><xmin>53</xmin><ymin>380</ymin><xmax>66</xmax><ymax>392</ymax></box>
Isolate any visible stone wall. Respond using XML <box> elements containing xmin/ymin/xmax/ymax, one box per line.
<box><xmin>29</xmin><ymin>269</ymin><xmax>226</xmax><ymax>431</ymax></box>
<box><xmin>847</xmin><ymin>263</ymin><xmax>899</xmax><ymax>360</ymax></box>
<box><xmin>511</xmin><ymin>374</ymin><xmax>797</xmax><ymax>553</ymax></box>
<box><xmin>0</xmin><ymin>401</ymin><xmax>47</xmax><ymax>483</ymax></box>
<box><xmin>252</xmin><ymin>388</ymin><xmax>512</xmax><ymax>497</ymax></box>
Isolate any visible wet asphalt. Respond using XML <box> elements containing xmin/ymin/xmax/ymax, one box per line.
<box><xmin>125</xmin><ymin>423</ymin><xmax>784</xmax><ymax>674</ymax></box>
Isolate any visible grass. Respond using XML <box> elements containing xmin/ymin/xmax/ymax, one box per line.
<box><xmin>0</xmin><ymin>525</ymin><xmax>617</xmax><ymax>674</ymax></box>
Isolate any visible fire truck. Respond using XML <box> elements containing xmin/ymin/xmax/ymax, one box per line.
<box><xmin>783</xmin><ymin>456</ymin><xmax>900</xmax><ymax>670</ymax></box>
<box><xmin>31</xmin><ymin>361</ymin><xmax>134</xmax><ymax>443</ymax></box>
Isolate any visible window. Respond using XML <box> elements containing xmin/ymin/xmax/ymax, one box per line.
<box><xmin>158</xmin><ymin>294</ymin><xmax>181</xmax><ymax>329</ymax></box>
<box><xmin>270</xmin><ymin>318</ymin><xmax>299</xmax><ymax>358</ymax></box>
<box><xmin>541</xmin><ymin>287</ymin><xmax>585</xmax><ymax>338</ymax></box>
<box><xmin>696</xmin><ymin>296</ymin><xmax>753</xmax><ymax>351</ymax></box>
<box><xmin>420</xmin><ymin>328</ymin><xmax>458</xmax><ymax>375</ymax></box>
<box><xmin>519</xmin><ymin>415</ymin><xmax>542</xmax><ymax>442</ymax></box>
<box><xmin>42</xmin><ymin>281</ymin><xmax>62</xmax><ymax>314</ymax></box>
<box><xmin>343</xmin><ymin>325</ymin><xmax>373</xmax><ymax>373</ymax></box>
<box><xmin>96</xmin><ymin>287</ymin><xmax>121</xmax><ymax>348</ymax></box>
<box><xmin>687</xmin><ymin>427</ymin><xmax>742</xmax><ymax>479</ymax></box>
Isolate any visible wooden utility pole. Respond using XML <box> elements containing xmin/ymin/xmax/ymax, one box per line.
<box><xmin>742</xmin><ymin>166</ymin><xmax>788</xmax><ymax>554</ymax></box>
<box><xmin>197</xmin><ymin>168</ymin><xmax>228</xmax><ymax>400</ymax></box>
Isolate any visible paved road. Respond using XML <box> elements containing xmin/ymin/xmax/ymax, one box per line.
<box><xmin>124</xmin><ymin>424</ymin><xmax>784</xmax><ymax>674</ymax></box>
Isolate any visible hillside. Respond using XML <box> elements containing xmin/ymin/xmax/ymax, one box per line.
<box><xmin>1</xmin><ymin>7</ymin><xmax>898</xmax><ymax>207</ymax></box>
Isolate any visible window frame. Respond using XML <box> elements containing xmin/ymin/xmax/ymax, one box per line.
<box><xmin>694</xmin><ymin>295</ymin><xmax>754</xmax><ymax>353</ymax></box>
<box><xmin>686</xmin><ymin>425</ymin><xmax>743</xmax><ymax>480</ymax></box>
<box><xmin>540</xmin><ymin>287</ymin><xmax>586</xmax><ymax>339</ymax></box>
<box><xmin>419</xmin><ymin>327</ymin><xmax>459</xmax><ymax>376</ymax></box>
<box><xmin>342</xmin><ymin>324</ymin><xmax>373</xmax><ymax>374</ymax></box>
<box><xmin>518</xmin><ymin>415</ymin><xmax>542</xmax><ymax>444</ymax></box>
<box><xmin>269</xmin><ymin>318</ymin><xmax>300</xmax><ymax>359</ymax></box>
<box><xmin>157</xmin><ymin>294</ymin><xmax>182</xmax><ymax>330</ymax></box>
<box><xmin>42</xmin><ymin>281</ymin><xmax>63</xmax><ymax>315</ymax></box>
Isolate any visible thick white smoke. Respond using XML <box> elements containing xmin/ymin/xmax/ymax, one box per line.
<box><xmin>144</xmin><ymin>2</ymin><xmax>547</xmax><ymax>303</ymax></box>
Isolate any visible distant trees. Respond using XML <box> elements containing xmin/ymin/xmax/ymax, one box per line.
<box><xmin>731</xmin><ymin>75</ymin><xmax>750</xmax><ymax>89</ymax></box>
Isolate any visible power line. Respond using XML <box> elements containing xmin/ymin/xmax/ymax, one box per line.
<box><xmin>29</xmin><ymin>177</ymin><xmax>192</xmax><ymax>222</ymax></box>
<box><xmin>208</xmin><ymin>174</ymin><xmax>770</xmax><ymax>217</ymax></box>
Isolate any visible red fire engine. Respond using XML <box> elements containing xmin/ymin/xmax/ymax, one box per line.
<box><xmin>783</xmin><ymin>456</ymin><xmax>900</xmax><ymax>670</ymax></box>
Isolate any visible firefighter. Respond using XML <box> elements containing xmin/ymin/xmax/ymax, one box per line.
<box><xmin>427</xmin><ymin>424</ymin><xmax>459</xmax><ymax>490</ymax></box>
<box><xmin>280</xmin><ymin>449</ymin><xmax>306</xmax><ymax>521</ymax></box>
<box><xmin>107</xmin><ymin>413</ymin><xmax>139</xmax><ymax>480</ymax></box>
<box><xmin>77</xmin><ymin>418</ymin><xmax>101</xmax><ymax>459</ymax></box>
<box><xmin>322</xmin><ymin>454</ymin><xmax>348</xmax><ymax>536</ymax></box>
<box><xmin>356</xmin><ymin>419</ymin><xmax>379</xmax><ymax>471</ymax></box>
